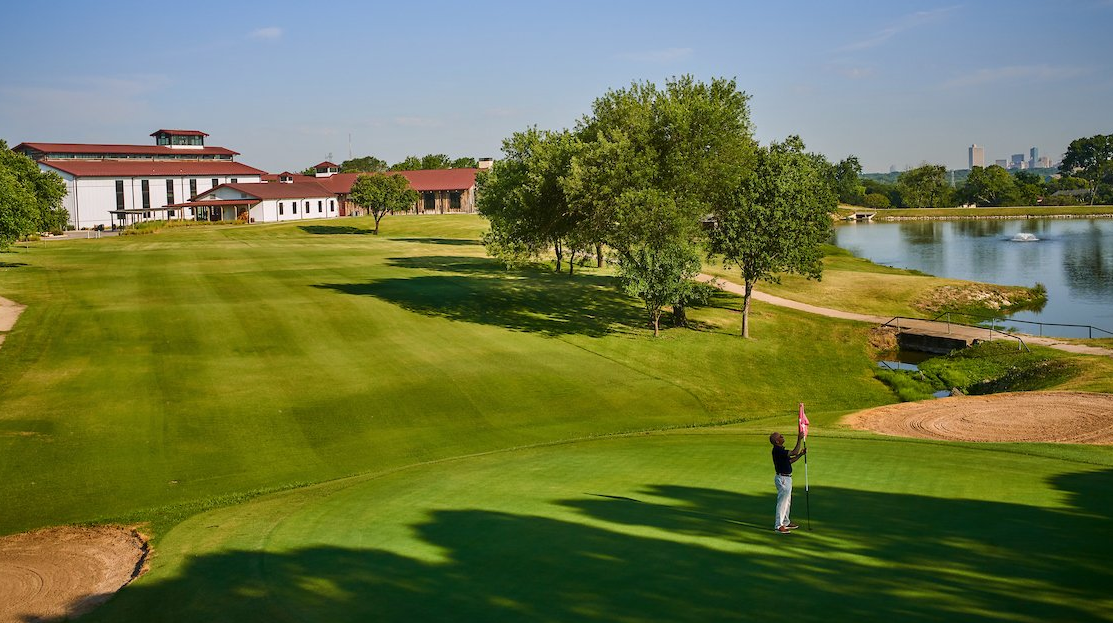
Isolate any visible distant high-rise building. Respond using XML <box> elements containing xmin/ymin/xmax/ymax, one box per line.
<box><xmin>969</xmin><ymin>144</ymin><xmax>984</xmax><ymax>169</ymax></box>
<box><xmin>1029</xmin><ymin>147</ymin><xmax>1039</xmax><ymax>169</ymax></box>
<box><xmin>1010</xmin><ymin>153</ymin><xmax>1025</xmax><ymax>169</ymax></box>
<box><xmin>995</xmin><ymin>159</ymin><xmax>1008</xmax><ymax>168</ymax></box>
<box><xmin>1038</xmin><ymin>155</ymin><xmax>1052</xmax><ymax>168</ymax></box>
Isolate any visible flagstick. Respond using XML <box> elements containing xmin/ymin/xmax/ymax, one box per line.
<box><xmin>804</xmin><ymin>438</ymin><xmax>811</xmax><ymax>531</ymax></box>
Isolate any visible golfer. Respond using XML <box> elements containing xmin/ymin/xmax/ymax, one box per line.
<box><xmin>770</xmin><ymin>431</ymin><xmax>806</xmax><ymax>533</ymax></box>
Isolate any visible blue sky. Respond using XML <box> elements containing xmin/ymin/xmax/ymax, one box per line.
<box><xmin>3</xmin><ymin>0</ymin><xmax>1111</xmax><ymax>173</ymax></box>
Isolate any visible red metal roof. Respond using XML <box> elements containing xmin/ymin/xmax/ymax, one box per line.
<box><xmin>395</xmin><ymin>168</ymin><xmax>478</xmax><ymax>192</ymax></box>
<box><xmin>261</xmin><ymin>172</ymin><xmax>317</xmax><ymax>183</ymax></box>
<box><xmin>150</xmin><ymin>129</ymin><xmax>209</xmax><ymax>137</ymax></box>
<box><xmin>14</xmin><ymin>142</ymin><xmax>238</xmax><ymax>157</ymax></box>
<box><xmin>39</xmin><ymin>160</ymin><xmax>266</xmax><ymax>177</ymax></box>
<box><xmin>313</xmin><ymin>169</ymin><xmax>478</xmax><ymax>194</ymax></box>
<box><xmin>314</xmin><ymin>161</ymin><xmax>340</xmax><ymax>169</ymax></box>
<box><xmin>200</xmin><ymin>181</ymin><xmax>334</xmax><ymax>201</ymax></box>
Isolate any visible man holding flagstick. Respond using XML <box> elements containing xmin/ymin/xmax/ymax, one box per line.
<box><xmin>769</xmin><ymin>404</ymin><xmax>808</xmax><ymax>534</ymax></box>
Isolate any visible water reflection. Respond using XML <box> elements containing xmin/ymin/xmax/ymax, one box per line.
<box><xmin>1062</xmin><ymin>222</ymin><xmax>1112</xmax><ymax>297</ymax></box>
<box><xmin>833</xmin><ymin>218</ymin><xmax>1113</xmax><ymax>334</ymax></box>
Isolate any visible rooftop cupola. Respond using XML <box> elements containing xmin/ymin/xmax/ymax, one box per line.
<box><xmin>151</xmin><ymin>129</ymin><xmax>208</xmax><ymax>149</ymax></box>
<box><xmin>314</xmin><ymin>161</ymin><xmax>340</xmax><ymax>177</ymax></box>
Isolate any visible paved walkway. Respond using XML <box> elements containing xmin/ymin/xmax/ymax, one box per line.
<box><xmin>696</xmin><ymin>274</ymin><xmax>1113</xmax><ymax>358</ymax></box>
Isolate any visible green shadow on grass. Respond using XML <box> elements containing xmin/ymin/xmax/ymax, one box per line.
<box><xmin>316</xmin><ymin>257</ymin><xmax>645</xmax><ymax>337</ymax></box>
<box><xmin>391</xmin><ymin>237</ymin><xmax>484</xmax><ymax>246</ymax></box>
<box><xmin>299</xmin><ymin>225</ymin><xmax>373</xmax><ymax>235</ymax></box>
<box><xmin>88</xmin><ymin>470</ymin><xmax>1113</xmax><ymax>623</ymax></box>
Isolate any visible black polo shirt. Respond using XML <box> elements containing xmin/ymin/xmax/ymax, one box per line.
<box><xmin>772</xmin><ymin>445</ymin><xmax>792</xmax><ymax>475</ymax></box>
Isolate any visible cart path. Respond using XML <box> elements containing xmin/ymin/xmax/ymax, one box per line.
<box><xmin>695</xmin><ymin>274</ymin><xmax>1113</xmax><ymax>358</ymax></box>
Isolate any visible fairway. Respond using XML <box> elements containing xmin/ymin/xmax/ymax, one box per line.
<box><xmin>1</xmin><ymin>215</ymin><xmax>1111</xmax><ymax>622</ymax></box>
<box><xmin>88</xmin><ymin>431</ymin><xmax>1113</xmax><ymax>622</ymax></box>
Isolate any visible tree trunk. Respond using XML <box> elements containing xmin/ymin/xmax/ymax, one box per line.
<box><xmin>373</xmin><ymin>213</ymin><xmax>383</xmax><ymax>234</ymax></box>
<box><xmin>554</xmin><ymin>240</ymin><xmax>563</xmax><ymax>272</ymax></box>
<box><xmin>741</xmin><ymin>280</ymin><xmax>754</xmax><ymax>338</ymax></box>
<box><xmin>652</xmin><ymin>311</ymin><xmax>660</xmax><ymax>337</ymax></box>
<box><xmin>596</xmin><ymin>243</ymin><xmax>604</xmax><ymax>268</ymax></box>
<box><xmin>568</xmin><ymin>248</ymin><xmax>576</xmax><ymax>275</ymax></box>
<box><xmin>672</xmin><ymin>303</ymin><xmax>688</xmax><ymax>327</ymax></box>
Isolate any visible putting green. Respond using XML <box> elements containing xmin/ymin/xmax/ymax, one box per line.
<box><xmin>91</xmin><ymin>431</ymin><xmax>1113</xmax><ymax>622</ymax></box>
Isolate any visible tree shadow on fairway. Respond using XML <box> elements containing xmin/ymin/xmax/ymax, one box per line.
<box><xmin>0</xmin><ymin>261</ymin><xmax>28</xmax><ymax>268</ymax></box>
<box><xmin>87</xmin><ymin>470</ymin><xmax>1113</xmax><ymax>623</ymax></box>
<box><xmin>299</xmin><ymin>225</ymin><xmax>373</xmax><ymax>235</ymax></box>
<box><xmin>316</xmin><ymin>257</ymin><xmax>644</xmax><ymax>337</ymax></box>
<box><xmin>391</xmin><ymin>237</ymin><xmax>483</xmax><ymax>246</ymax></box>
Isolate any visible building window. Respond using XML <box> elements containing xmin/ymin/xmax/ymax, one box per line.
<box><xmin>278</xmin><ymin>202</ymin><xmax>284</xmax><ymax>215</ymax></box>
<box><xmin>304</xmin><ymin>201</ymin><xmax>309</xmax><ymax>213</ymax></box>
<box><xmin>450</xmin><ymin>191</ymin><xmax>462</xmax><ymax>211</ymax></box>
<box><xmin>189</xmin><ymin>179</ymin><xmax>197</xmax><ymax>198</ymax></box>
<box><xmin>166</xmin><ymin>179</ymin><xmax>175</xmax><ymax>206</ymax></box>
<box><xmin>423</xmin><ymin>192</ymin><xmax>435</xmax><ymax>212</ymax></box>
<box><xmin>211</xmin><ymin>178</ymin><xmax>219</xmax><ymax>189</ymax></box>
<box><xmin>115</xmin><ymin>180</ymin><xmax>125</xmax><ymax>210</ymax></box>
<box><xmin>141</xmin><ymin>180</ymin><xmax>150</xmax><ymax>210</ymax></box>
<box><xmin>189</xmin><ymin>208</ymin><xmax>195</xmax><ymax>217</ymax></box>
<box><xmin>330</xmin><ymin>200</ymin><xmax>335</xmax><ymax>212</ymax></box>
<box><xmin>318</xmin><ymin>200</ymin><xmax>323</xmax><ymax>213</ymax></box>
<box><xmin>293</xmin><ymin>203</ymin><xmax>297</xmax><ymax>214</ymax></box>
<box><xmin>230</xmin><ymin>178</ymin><xmax>238</xmax><ymax>184</ymax></box>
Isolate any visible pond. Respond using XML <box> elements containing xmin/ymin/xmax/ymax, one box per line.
<box><xmin>832</xmin><ymin>217</ymin><xmax>1113</xmax><ymax>338</ymax></box>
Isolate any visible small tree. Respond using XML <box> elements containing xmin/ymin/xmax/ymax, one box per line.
<box><xmin>897</xmin><ymin>164</ymin><xmax>952</xmax><ymax>207</ymax></box>
<box><xmin>349</xmin><ymin>173</ymin><xmax>419</xmax><ymax>234</ymax></box>
<box><xmin>708</xmin><ymin>136</ymin><xmax>835</xmax><ymax>338</ymax></box>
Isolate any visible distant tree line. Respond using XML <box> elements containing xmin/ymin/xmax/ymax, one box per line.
<box><xmin>837</xmin><ymin>134</ymin><xmax>1113</xmax><ymax>208</ymax></box>
<box><xmin>476</xmin><ymin>76</ymin><xmax>837</xmax><ymax>338</ymax></box>
<box><xmin>0</xmin><ymin>139</ymin><xmax>68</xmax><ymax>248</ymax></box>
<box><xmin>299</xmin><ymin>154</ymin><xmax>479</xmax><ymax>176</ymax></box>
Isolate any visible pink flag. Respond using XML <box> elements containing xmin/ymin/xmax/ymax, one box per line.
<box><xmin>798</xmin><ymin>403</ymin><xmax>810</xmax><ymax>438</ymax></box>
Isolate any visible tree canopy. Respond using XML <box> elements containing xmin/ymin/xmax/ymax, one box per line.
<box><xmin>1061</xmin><ymin>134</ymin><xmax>1113</xmax><ymax>205</ymax></box>
<box><xmin>708</xmin><ymin>135</ymin><xmax>835</xmax><ymax>337</ymax></box>
<box><xmin>389</xmin><ymin>155</ymin><xmax>478</xmax><ymax>171</ymax></box>
<box><xmin>348</xmin><ymin>173</ymin><xmax>419</xmax><ymax>234</ymax></box>
<box><xmin>341</xmin><ymin>156</ymin><xmax>388</xmax><ymax>173</ymax></box>
<box><xmin>0</xmin><ymin>140</ymin><xmax>68</xmax><ymax>248</ymax></box>
<box><xmin>897</xmin><ymin>164</ymin><xmax>952</xmax><ymax>208</ymax></box>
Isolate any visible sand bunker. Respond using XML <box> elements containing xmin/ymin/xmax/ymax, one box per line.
<box><xmin>0</xmin><ymin>526</ymin><xmax>148</xmax><ymax>623</ymax></box>
<box><xmin>845</xmin><ymin>392</ymin><xmax>1113</xmax><ymax>444</ymax></box>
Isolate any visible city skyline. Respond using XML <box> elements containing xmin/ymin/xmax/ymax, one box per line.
<box><xmin>3</xmin><ymin>0</ymin><xmax>1112</xmax><ymax>174</ymax></box>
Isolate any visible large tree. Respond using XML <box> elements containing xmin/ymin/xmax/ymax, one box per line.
<box><xmin>897</xmin><ymin>164</ymin><xmax>952</xmax><ymax>208</ymax></box>
<box><xmin>0</xmin><ymin>140</ymin><xmax>68</xmax><ymax>248</ymax></box>
<box><xmin>959</xmin><ymin>165</ymin><xmax>1015</xmax><ymax>206</ymax></box>
<box><xmin>348</xmin><ymin>173</ymin><xmax>419</xmax><ymax>234</ymax></box>
<box><xmin>707</xmin><ymin>136</ymin><xmax>835</xmax><ymax>338</ymax></box>
<box><xmin>477</xmin><ymin>128</ymin><xmax>582</xmax><ymax>272</ymax></box>
<box><xmin>564</xmin><ymin>76</ymin><xmax>756</xmax><ymax>332</ymax></box>
<box><xmin>1061</xmin><ymin>134</ymin><xmax>1113</xmax><ymax>205</ymax></box>
<box><xmin>832</xmin><ymin>156</ymin><xmax>866</xmax><ymax>205</ymax></box>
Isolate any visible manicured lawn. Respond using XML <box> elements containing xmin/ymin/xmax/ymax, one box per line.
<box><xmin>0</xmin><ymin>216</ymin><xmax>891</xmax><ymax>536</ymax></box>
<box><xmin>89</xmin><ymin>431</ymin><xmax>1113</xmax><ymax>622</ymax></box>
<box><xmin>3</xmin><ymin>214</ymin><xmax>1111</xmax><ymax>622</ymax></box>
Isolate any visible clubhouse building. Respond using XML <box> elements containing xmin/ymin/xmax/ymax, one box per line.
<box><xmin>13</xmin><ymin>131</ymin><xmax>485</xmax><ymax>229</ymax></box>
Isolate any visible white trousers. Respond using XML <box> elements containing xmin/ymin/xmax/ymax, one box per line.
<box><xmin>775</xmin><ymin>474</ymin><xmax>793</xmax><ymax>528</ymax></box>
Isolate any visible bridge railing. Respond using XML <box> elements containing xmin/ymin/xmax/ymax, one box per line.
<box><xmin>882</xmin><ymin>316</ymin><xmax>1030</xmax><ymax>353</ymax></box>
<box><xmin>931</xmin><ymin>311</ymin><xmax>1113</xmax><ymax>340</ymax></box>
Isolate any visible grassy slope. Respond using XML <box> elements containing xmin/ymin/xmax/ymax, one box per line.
<box><xmin>704</xmin><ymin>245</ymin><xmax>962</xmax><ymax>317</ymax></box>
<box><xmin>0</xmin><ymin>215</ymin><xmax>893</xmax><ymax>535</ymax></box>
<box><xmin>4</xmin><ymin>214</ymin><xmax>1112</xmax><ymax>621</ymax></box>
<box><xmin>90</xmin><ymin>432</ymin><xmax>1113</xmax><ymax>622</ymax></box>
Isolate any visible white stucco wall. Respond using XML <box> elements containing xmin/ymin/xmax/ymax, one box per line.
<box><xmin>41</xmin><ymin>164</ymin><xmax>263</xmax><ymax>229</ymax></box>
